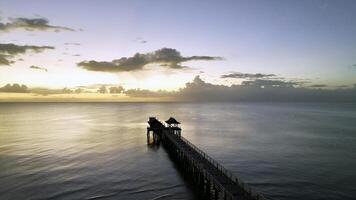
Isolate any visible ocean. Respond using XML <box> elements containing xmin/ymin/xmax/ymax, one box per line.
<box><xmin>0</xmin><ymin>103</ymin><xmax>355</xmax><ymax>200</ymax></box>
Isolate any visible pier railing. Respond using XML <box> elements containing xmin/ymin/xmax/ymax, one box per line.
<box><xmin>176</xmin><ymin>134</ymin><xmax>266</xmax><ymax>200</ymax></box>
<box><xmin>148</xmin><ymin>117</ymin><xmax>267</xmax><ymax>200</ymax></box>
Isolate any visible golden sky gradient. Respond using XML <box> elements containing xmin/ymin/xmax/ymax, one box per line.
<box><xmin>1</xmin><ymin>1</ymin><xmax>356</xmax><ymax>102</ymax></box>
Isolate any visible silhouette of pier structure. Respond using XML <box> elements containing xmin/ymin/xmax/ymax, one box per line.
<box><xmin>147</xmin><ymin>117</ymin><xmax>266</xmax><ymax>200</ymax></box>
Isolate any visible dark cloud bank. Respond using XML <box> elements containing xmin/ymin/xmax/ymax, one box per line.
<box><xmin>126</xmin><ymin>76</ymin><xmax>356</xmax><ymax>102</ymax></box>
<box><xmin>78</xmin><ymin>48</ymin><xmax>222</xmax><ymax>72</ymax></box>
<box><xmin>0</xmin><ymin>17</ymin><xmax>74</xmax><ymax>32</ymax></box>
<box><xmin>0</xmin><ymin>43</ymin><xmax>54</xmax><ymax>65</ymax></box>
<box><xmin>1</xmin><ymin>76</ymin><xmax>356</xmax><ymax>102</ymax></box>
<box><xmin>0</xmin><ymin>84</ymin><xmax>29</xmax><ymax>93</ymax></box>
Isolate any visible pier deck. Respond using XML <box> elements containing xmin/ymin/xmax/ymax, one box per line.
<box><xmin>147</xmin><ymin>117</ymin><xmax>266</xmax><ymax>200</ymax></box>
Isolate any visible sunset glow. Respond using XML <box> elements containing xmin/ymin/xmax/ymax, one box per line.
<box><xmin>0</xmin><ymin>0</ymin><xmax>355</xmax><ymax>101</ymax></box>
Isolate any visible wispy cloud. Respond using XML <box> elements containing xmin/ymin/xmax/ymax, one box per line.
<box><xmin>64</xmin><ymin>42</ymin><xmax>80</xmax><ymax>46</ymax></box>
<box><xmin>221</xmin><ymin>72</ymin><xmax>277</xmax><ymax>79</ymax></box>
<box><xmin>336</xmin><ymin>85</ymin><xmax>349</xmax><ymax>88</ymax></box>
<box><xmin>241</xmin><ymin>79</ymin><xmax>304</xmax><ymax>87</ymax></box>
<box><xmin>309</xmin><ymin>84</ymin><xmax>327</xmax><ymax>88</ymax></box>
<box><xmin>30</xmin><ymin>65</ymin><xmax>48</xmax><ymax>72</ymax></box>
<box><xmin>0</xmin><ymin>17</ymin><xmax>74</xmax><ymax>32</ymax></box>
<box><xmin>78</xmin><ymin>48</ymin><xmax>223</xmax><ymax>72</ymax></box>
<box><xmin>0</xmin><ymin>43</ymin><xmax>54</xmax><ymax>65</ymax></box>
<box><xmin>133</xmin><ymin>37</ymin><xmax>147</xmax><ymax>44</ymax></box>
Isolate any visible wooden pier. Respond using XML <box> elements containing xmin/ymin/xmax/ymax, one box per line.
<box><xmin>147</xmin><ymin>117</ymin><xmax>267</xmax><ymax>200</ymax></box>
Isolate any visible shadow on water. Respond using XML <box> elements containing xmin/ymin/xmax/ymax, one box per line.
<box><xmin>147</xmin><ymin>138</ymin><xmax>206</xmax><ymax>200</ymax></box>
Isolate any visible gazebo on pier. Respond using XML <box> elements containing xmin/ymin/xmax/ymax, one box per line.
<box><xmin>165</xmin><ymin>117</ymin><xmax>181</xmax><ymax>136</ymax></box>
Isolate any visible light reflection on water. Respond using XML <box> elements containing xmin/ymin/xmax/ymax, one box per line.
<box><xmin>0</xmin><ymin>103</ymin><xmax>355</xmax><ymax>200</ymax></box>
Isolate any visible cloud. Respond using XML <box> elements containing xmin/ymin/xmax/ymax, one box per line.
<box><xmin>125</xmin><ymin>76</ymin><xmax>356</xmax><ymax>102</ymax></box>
<box><xmin>0</xmin><ymin>17</ymin><xmax>74</xmax><ymax>32</ymax></box>
<box><xmin>241</xmin><ymin>79</ymin><xmax>304</xmax><ymax>87</ymax></box>
<box><xmin>97</xmin><ymin>86</ymin><xmax>107</xmax><ymax>93</ymax></box>
<box><xmin>0</xmin><ymin>83</ymin><xmax>125</xmax><ymax>96</ymax></box>
<box><xmin>64</xmin><ymin>42</ymin><xmax>80</xmax><ymax>46</ymax></box>
<box><xmin>1</xmin><ymin>77</ymin><xmax>355</xmax><ymax>102</ymax></box>
<box><xmin>220</xmin><ymin>72</ymin><xmax>311</xmax><ymax>88</ymax></box>
<box><xmin>109</xmin><ymin>86</ymin><xmax>124</xmax><ymax>94</ymax></box>
<box><xmin>30</xmin><ymin>87</ymin><xmax>93</xmax><ymax>95</ymax></box>
<box><xmin>28</xmin><ymin>87</ymin><xmax>70</xmax><ymax>95</ymax></box>
<box><xmin>0</xmin><ymin>54</ymin><xmax>13</xmax><ymax>65</ymax></box>
<box><xmin>309</xmin><ymin>84</ymin><xmax>327</xmax><ymax>88</ymax></box>
<box><xmin>134</xmin><ymin>37</ymin><xmax>147</xmax><ymax>44</ymax></box>
<box><xmin>125</xmin><ymin>89</ymin><xmax>173</xmax><ymax>97</ymax></box>
<box><xmin>0</xmin><ymin>83</ymin><xmax>29</xmax><ymax>93</ymax></box>
<box><xmin>30</xmin><ymin>65</ymin><xmax>48</xmax><ymax>72</ymax></box>
<box><xmin>0</xmin><ymin>83</ymin><xmax>76</xmax><ymax>95</ymax></box>
<box><xmin>221</xmin><ymin>72</ymin><xmax>277</xmax><ymax>79</ymax></box>
<box><xmin>78</xmin><ymin>48</ymin><xmax>222</xmax><ymax>72</ymax></box>
<box><xmin>0</xmin><ymin>43</ymin><xmax>54</xmax><ymax>65</ymax></box>
<box><xmin>0</xmin><ymin>43</ymin><xmax>54</xmax><ymax>54</ymax></box>
<box><xmin>336</xmin><ymin>85</ymin><xmax>349</xmax><ymax>88</ymax></box>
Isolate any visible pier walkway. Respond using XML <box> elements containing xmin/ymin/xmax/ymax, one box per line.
<box><xmin>147</xmin><ymin>117</ymin><xmax>267</xmax><ymax>200</ymax></box>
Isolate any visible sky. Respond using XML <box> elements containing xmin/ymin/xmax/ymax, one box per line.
<box><xmin>0</xmin><ymin>0</ymin><xmax>356</xmax><ymax>101</ymax></box>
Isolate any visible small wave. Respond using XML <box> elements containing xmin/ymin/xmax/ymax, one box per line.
<box><xmin>86</xmin><ymin>192</ymin><xmax>117</xmax><ymax>200</ymax></box>
<box><xmin>128</xmin><ymin>184</ymin><xmax>183</xmax><ymax>195</ymax></box>
<box><xmin>47</xmin><ymin>188</ymin><xmax>88</xmax><ymax>200</ymax></box>
<box><xmin>149</xmin><ymin>193</ymin><xmax>173</xmax><ymax>200</ymax></box>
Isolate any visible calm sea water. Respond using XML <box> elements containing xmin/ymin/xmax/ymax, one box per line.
<box><xmin>0</xmin><ymin>103</ymin><xmax>355</xmax><ymax>200</ymax></box>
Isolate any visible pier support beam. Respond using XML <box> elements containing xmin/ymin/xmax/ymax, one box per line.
<box><xmin>206</xmin><ymin>179</ymin><xmax>211</xmax><ymax>197</ymax></box>
<box><xmin>214</xmin><ymin>187</ymin><xmax>219</xmax><ymax>200</ymax></box>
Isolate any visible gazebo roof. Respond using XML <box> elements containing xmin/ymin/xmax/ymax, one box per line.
<box><xmin>148</xmin><ymin>117</ymin><xmax>165</xmax><ymax>128</ymax></box>
<box><xmin>165</xmin><ymin>117</ymin><xmax>180</xmax><ymax>124</ymax></box>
